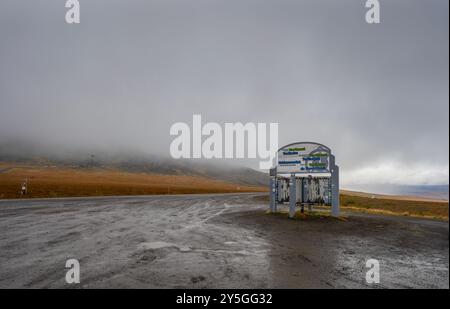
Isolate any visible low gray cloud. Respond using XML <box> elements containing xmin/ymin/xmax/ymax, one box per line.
<box><xmin>0</xmin><ymin>0</ymin><xmax>448</xmax><ymax>185</ymax></box>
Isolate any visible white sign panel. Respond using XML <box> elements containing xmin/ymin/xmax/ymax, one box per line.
<box><xmin>277</xmin><ymin>142</ymin><xmax>331</xmax><ymax>174</ymax></box>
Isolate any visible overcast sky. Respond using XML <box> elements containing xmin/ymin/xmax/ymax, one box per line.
<box><xmin>0</xmin><ymin>0</ymin><xmax>448</xmax><ymax>186</ymax></box>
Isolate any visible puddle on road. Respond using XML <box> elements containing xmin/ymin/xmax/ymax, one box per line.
<box><xmin>138</xmin><ymin>241</ymin><xmax>191</xmax><ymax>252</ymax></box>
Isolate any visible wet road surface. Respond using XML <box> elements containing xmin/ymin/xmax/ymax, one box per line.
<box><xmin>0</xmin><ymin>193</ymin><xmax>448</xmax><ymax>288</ymax></box>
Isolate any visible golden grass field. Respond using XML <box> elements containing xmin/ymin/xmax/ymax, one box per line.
<box><xmin>0</xmin><ymin>162</ymin><xmax>266</xmax><ymax>199</ymax></box>
<box><xmin>340</xmin><ymin>194</ymin><xmax>448</xmax><ymax>221</ymax></box>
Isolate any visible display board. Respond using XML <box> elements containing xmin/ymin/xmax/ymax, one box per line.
<box><xmin>276</xmin><ymin>142</ymin><xmax>331</xmax><ymax>174</ymax></box>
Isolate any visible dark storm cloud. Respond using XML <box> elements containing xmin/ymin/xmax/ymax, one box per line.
<box><xmin>0</xmin><ymin>0</ymin><xmax>448</xmax><ymax>185</ymax></box>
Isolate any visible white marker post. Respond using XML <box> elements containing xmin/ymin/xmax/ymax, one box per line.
<box><xmin>289</xmin><ymin>173</ymin><xmax>296</xmax><ymax>218</ymax></box>
<box><xmin>330</xmin><ymin>154</ymin><xmax>340</xmax><ymax>217</ymax></box>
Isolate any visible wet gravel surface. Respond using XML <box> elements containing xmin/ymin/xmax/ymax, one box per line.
<box><xmin>0</xmin><ymin>193</ymin><xmax>448</xmax><ymax>288</ymax></box>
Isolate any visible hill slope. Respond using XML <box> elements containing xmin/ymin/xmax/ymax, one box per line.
<box><xmin>0</xmin><ymin>162</ymin><xmax>267</xmax><ymax>199</ymax></box>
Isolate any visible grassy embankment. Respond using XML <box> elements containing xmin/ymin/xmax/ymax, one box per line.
<box><xmin>339</xmin><ymin>194</ymin><xmax>448</xmax><ymax>221</ymax></box>
<box><xmin>0</xmin><ymin>163</ymin><xmax>266</xmax><ymax>199</ymax></box>
<box><xmin>256</xmin><ymin>192</ymin><xmax>448</xmax><ymax>221</ymax></box>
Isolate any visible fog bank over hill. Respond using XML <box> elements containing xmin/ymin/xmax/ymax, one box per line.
<box><xmin>0</xmin><ymin>140</ymin><xmax>269</xmax><ymax>187</ymax></box>
<box><xmin>2</xmin><ymin>140</ymin><xmax>449</xmax><ymax>199</ymax></box>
